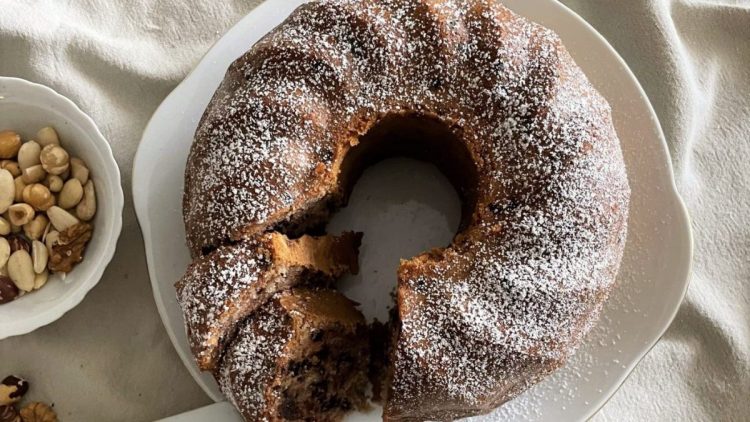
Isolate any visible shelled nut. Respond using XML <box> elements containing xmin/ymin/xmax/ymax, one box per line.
<box><xmin>58</xmin><ymin>179</ymin><xmax>82</xmax><ymax>209</ymax></box>
<box><xmin>40</xmin><ymin>145</ymin><xmax>69</xmax><ymax>175</ymax></box>
<box><xmin>17</xmin><ymin>140</ymin><xmax>41</xmax><ymax>171</ymax></box>
<box><xmin>6</xmin><ymin>214</ymin><xmax>21</xmax><ymax>234</ymax></box>
<box><xmin>0</xmin><ymin>238</ymin><xmax>9</xmax><ymax>269</ymax></box>
<box><xmin>44</xmin><ymin>230</ymin><xmax>59</xmax><ymax>253</ymax></box>
<box><xmin>12</xmin><ymin>177</ymin><xmax>25</xmax><ymax>203</ymax></box>
<box><xmin>23</xmin><ymin>214</ymin><xmax>48</xmax><ymax>241</ymax></box>
<box><xmin>23</xmin><ymin>183</ymin><xmax>55</xmax><ymax>211</ymax></box>
<box><xmin>76</xmin><ymin>180</ymin><xmax>96</xmax><ymax>221</ymax></box>
<box><xmin>47</xmin><ymin>206</ymin><xmax>79</xmax><ymax>231</ymax></box>
<box><xmin>0</xmin><ymin>169</ymin><xmax>14</xmax><ymax>214</ymax></box>
<box><xmin>36</xmin><ymin>126</ymin><xmax>60</xmax><ymax>147</ymax></box>
<box><xmin>0</xmin><ymin>131</ymin><xmax>21</xmax><ymax>159</ymax></box>
<box><xmin>6</xmin><ymin>234</ymin><xmax>30</xmax><ymax>254</ymax></box>
<box><xmin>31</xmin><ymin>240</ymin><xmax>48</xmax><ymax>274</ymax></box>
<box><xmin>0</xmin><ymin>161</ymin><xmax>20</xmax><ymax>178</ymax></box>
<box><xmin>20</xmin><ymin>402</ymin><xmax>57</xmax><ymax>422</ymax></box>
<box><xmin>44</xmin><ymin>174</ymin><xmax>63</xmax><ymax>193</ymax></box>
<box><xmin>70</xmin><ymin>157</ymin><xmax>89</xmax><ymax>185</ymax></box>
<box><xmin>8</xmin><ymin>250</ymin><xmax>34</xmax><ymax>292</ymax></box>
<box><xmin>0</xmin><ymin>217</ymin><xmax>10</xmax><ymax>236</ymax></box>
<box><xmin>33</xmin><ymin>270</ymin><xmax>48</xmax><ymax>290</ymax></box>
<box><xmin>21</xmin><ymin>165</ymin><xmax>45</xmax><ymax>184</ymax></box>
<box><xmin>0</xmin><ymin>276</ymin><xmax>18</xmax><ymax>304</ymax></box>
<box><xmin>0</xmin><ymin>375</ymin><xmax>29</xmax><ymax>405</ymax></box>
<box><xmin>0</xmin><ymin>126</ymin><xmax>96</xmax><ymax>288</ymax></box>
<box><xmin>8</xmin><ymin>204</ymin><xmax>34</xmax><ymax>226</ymax></box>
<box><xmin>48</xmin><ymin>223</ymin><xmax>91</xmax><ymax>273</ymax></box>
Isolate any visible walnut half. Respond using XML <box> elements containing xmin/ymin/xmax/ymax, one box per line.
<box><xmin>19</xmin><ymin>402</ymin><xmax>57</xmax><ymax>422</ymax></box>
<box><xmin>48</xmin><ymin>223</ymin><xmax>92</xmax><ymax>273</ymax></box>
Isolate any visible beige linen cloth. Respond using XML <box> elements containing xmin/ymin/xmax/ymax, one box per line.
<box><xmin>0</xmin><ymin>0</ymin><xmax>747</xmax><ymax>420</ymax></box>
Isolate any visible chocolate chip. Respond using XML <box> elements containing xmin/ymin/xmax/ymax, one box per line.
<box><xmin>310</xmin><ymin>330</ymin><xmax>324</xmax><ymax>342</ymax></box>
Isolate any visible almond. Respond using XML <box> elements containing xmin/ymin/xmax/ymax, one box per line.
<box><xmin>58</xmin><ymin>179</ymin><xmax>83</xmax><ymax>209</ymax></box>
<box><xmin>8</xmin><ymin>249</ymin><xmax>34</xmax><ymax>292</ymax></box>
<box><xmin>17</xmin><ymin>140</ymin><xmax>41</xmax><ymax>171</ymax></box>
<box><xmin>36</xmin><ymin>126</ymin><xmax>60</xmax><ymax>147</ymax></box>
<box><xmin>0</xmin><ymin>169</ymin><xmax>15</xmax><ymax>214</ymax></box>
<box><xmin>47</xmin><ymin>206</ymin><xmax>79</xmax><ymax>231</ymax></box>
<box><xmin>76</xmin><ymin>180</ymin><xmax>96</xmax><ymax>221</ymax></box>
<box><xmin>32</xmin><ymin>240</ymin><xmax>48</xmax><ymax>274</ymax></box>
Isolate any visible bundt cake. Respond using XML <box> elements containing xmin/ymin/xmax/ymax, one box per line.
<box><xmin>178</xmin><ymin>0</ymin><xmax>630</xmax><ymax>420</ymax></box>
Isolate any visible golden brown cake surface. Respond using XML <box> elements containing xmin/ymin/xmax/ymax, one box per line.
<box><xmin>180</xmin><ymin>0</ymin><xmax>631</xmax><ymax>420</ymax></box>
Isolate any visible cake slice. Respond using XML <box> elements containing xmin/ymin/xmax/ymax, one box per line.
<box><xmin>176</xmin><ymin>231</ymin><xmax>362</xmax><ymax>370</ymax></box>
<box><xmin>216</xmin><ymin>288</ymin><xmax>370</xmax><ymax>422</ymax></box>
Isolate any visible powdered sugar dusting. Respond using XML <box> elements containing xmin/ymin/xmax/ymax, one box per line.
<box><xmin>182</xmin><ymin>0</ymin><xmax>630</xmax><ymax>419</ymax></box>
<box><xmin>176</xmin><ymin>239</ymin><xmax>270</xmax><ymax>367</ymax></box>
<box><xmin>218</xmin><ymin>301</ymin><xmax>291</xmax><ymax>421</ymax></box>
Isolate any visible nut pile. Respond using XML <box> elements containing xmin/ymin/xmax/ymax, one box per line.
<box><xmin>0</xmin><ymin>127</ymin><xmax>96</xmax><ymax>305</ymax></box>
<box><xmin>0</xmin><ymin>375</ymin><xmax>57</xmax><ymax>422</ymax></box>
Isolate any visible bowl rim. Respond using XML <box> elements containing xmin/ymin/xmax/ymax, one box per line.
<box><xmin>0</xmin><ymin>76</ymin><xmax>125</xmax><ymax>339</ymax></box>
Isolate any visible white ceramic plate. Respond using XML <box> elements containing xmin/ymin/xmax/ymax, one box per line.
<box><xmin>134</xmin><ymin>1</ymin><xmax>692</xmax><ymax>421</ymax></box>
<box><xmin>0</xmin><ymin>77</ymin><xmax>124</xmax><ymax>339</ymax></box>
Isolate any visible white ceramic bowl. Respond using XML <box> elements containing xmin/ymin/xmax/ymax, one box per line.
<box><xmin>0</xmin><ymin>77</ymin><xmax>123</xmax><ymax>339</ymax></box>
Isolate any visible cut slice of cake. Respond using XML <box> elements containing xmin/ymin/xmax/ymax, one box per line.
<box><xmin>176</xmin><ymin>231</ymin><xmax>362</xmax><ymax>370</ymax></box>
<box><xmin>216</xmin><ymin>288</ymin><xmax>370</xmax><ymax>422</ymax></box>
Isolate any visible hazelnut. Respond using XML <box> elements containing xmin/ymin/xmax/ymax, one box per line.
<box><xmin>5</xmin><ymin>213</ymin><xmax>21</xmax><ymax>234</ymax></box>
<box><xmin>0</xmin><ymin>161</ymin><xmax>20</xmax><ymax>178</ymax></box>
<box><xmin>22</xmin><ymin>184</ymin><xmax>54</xmax><ymax>211</ymax></box>
<box><xmin>0</xmin><ymin>375</ymin><xmax>29</xmax><ymax>405</ymax></box>
<box><xmin>43</xmin><ymin>174</ymin><xmax>63</xmax><ymax>193</ymax></box>
<box><xmin>0</xmin><ymin>132</ymin><xmax>21</xmax><ymax>159</ymax></box>
<box><xmin>69</xmin><ymin>157</ymin><xmax>89</xmax><ymax>185</ymax></box>
<box><xmin>39</xmin><ymin>145</ymin><xmax>69</xmax><ymax>176</ymax></box>
<box><xmin>0</xmin><ymin>276</ymin><xmax>18</xmax><ymax>305</ymax></box>
<box><xmin>23</xmin><ymin>214</ymin><xmax>48</xmax><ymax>241</ymax></box>
<box><xmin>36</xmin><ymin>126</ymin><xmax>60</xmax><ymax>147</ymax></box>
<box><xmin>7</xmin><ymin>204</ymin><xmax>34</xmax><ymax>227</ymax></box>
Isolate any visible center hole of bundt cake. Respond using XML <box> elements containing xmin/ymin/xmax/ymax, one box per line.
<box><xmin>327</xmin><ymin>113</ymin><xmax>477</xmax><ymax>322</ymax></box>
<box><xmin>327</xmin><ymin>157</ymin><xmax>460</xmax><ymax>322</ymax></box>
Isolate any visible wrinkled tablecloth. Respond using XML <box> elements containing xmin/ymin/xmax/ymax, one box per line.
<box><xmin>0</xmin><ymin>0</ymin><xmax>747</xmax><ymax>420</ymax></box>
